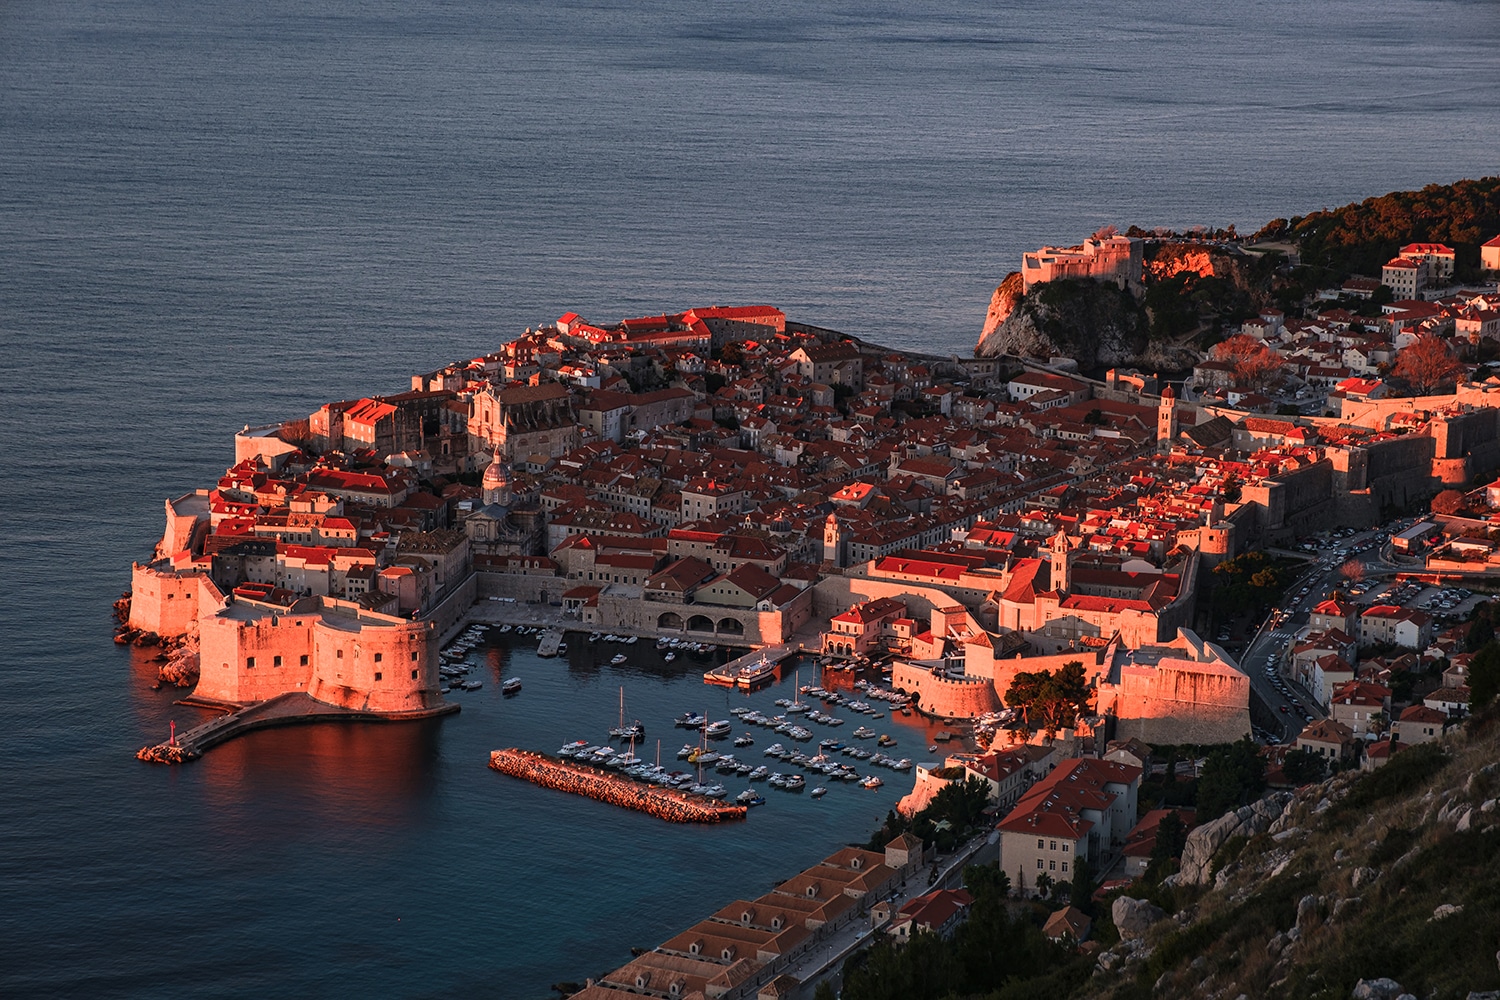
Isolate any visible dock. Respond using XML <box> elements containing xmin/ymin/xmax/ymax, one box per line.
<box><xmin>136</xmin><ymin>692</ymin><xmax>459</xmax><ymax>763</ymax></box>
<box><xmin>489</xmin><ymin>748</ymin><xmax>747</xmax><ymax>824</ymax></box>
<box><xmin>703</xmin><ymin>643</ymin><xmax>799</xmax><ymax>689</ymax></box>
<box><xmin>536</xmin><ymin>628</ymin><xmax>565</xmax><ymax>657</ymax></box>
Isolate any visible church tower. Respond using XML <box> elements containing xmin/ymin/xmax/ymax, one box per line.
<box><xmin>823</xmin><ymin>513</ymin><xmax>849</xmax><ymax>569</ymax></box>
<box><xmin>1157</xmin><ymin>384</ymin><xmax>1179</xmax><ymax>452</ymax></box>
<box><xmin>1049</xmin><ymin>529</ymin><xmax>1073</xmax><ymax>594</ymax></box>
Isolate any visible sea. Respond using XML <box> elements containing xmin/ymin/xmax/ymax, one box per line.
<box><xmin>1</xmin><ymin>1</ymin><xmax>1497</xmax><ymax>996</ymax></box>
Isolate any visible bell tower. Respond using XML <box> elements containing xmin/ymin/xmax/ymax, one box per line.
<box><xmin>823</xmin><ymin>513</ymin><xmax>849</xmax><ymax>569</ymax></box>
<box><xmin>1157</xmin><ymin>384</ymin><xmax>1179</xmax><ymax>452</ymax></box>
<box><xmin>1050</xmin><ymin>529</ymin><xmax>1073</xmax><ymax>593</ymax></box>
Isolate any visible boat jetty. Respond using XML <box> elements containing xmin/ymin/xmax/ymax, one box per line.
<box><xmin>703</xmin><ymin>644</ymin><xmax>798</xmax><ymax>690</ymax></box>
<box><xmin>488</xmin><ymin>748</ymin><xmax>748</xmax><ymax>824</ymax></box>
<box><xmin>535</xmin><ymin>628</ymin><xmax>566</xmax><ymax>658</ymax></box>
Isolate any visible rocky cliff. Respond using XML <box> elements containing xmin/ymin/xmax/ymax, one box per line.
<box><xmin>975</xmin><ymin>276</ymin><xmax>1197</xmax><ymax>371</ymax></box>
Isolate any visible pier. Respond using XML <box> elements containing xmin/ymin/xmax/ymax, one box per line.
<box><xmin>488</xmin><ymin>748</ymin><xmax>747</xmax><ymax>824</ymax></box>
<box><xmin>703</xmin><ymin>643</ymin><xmax>800</xmax><ymax>689</ymax></box>
<box><xmin>535</xmin><ymin>628</ymin><xmax>565</xmax><ymax>657</ymax></box>
<box><xmin>136</xmin><ymin>692</ymin><xmax>459</xmax><ymax>764</ymax></box>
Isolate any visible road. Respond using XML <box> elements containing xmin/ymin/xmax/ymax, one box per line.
<box><xmin>790</xmin><ymin>831</ymin><xmax>998</xmax><ymax>998</ymax></box>
<box><xmin>1234</xmin><ymin>520</ymin><xmax>1410</xmax><ymax>743</ymax></box>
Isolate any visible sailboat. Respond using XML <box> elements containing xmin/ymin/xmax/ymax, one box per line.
<box><xmin>608</xmin><ymin>686</ymin><xmax>644</xmax><ymax>741</ymax></box>
<box><xmin>786</xmin><ymin>669</ymin><xmax>808</xmax><ymax>714</ymax></box>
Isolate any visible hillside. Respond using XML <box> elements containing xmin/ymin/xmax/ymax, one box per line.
<box><xmin>834</xmin><ymin>712</ymin><xmax>1500</xmax><ymax>1000</ymax></box>
<box><xmin>1080</xmin><ymin>714</ymin><xmax>1500</xmax><ymax>1000</ymax></box>
<box><xmin>1261</xmin><ymin>176</ymin><xmax>1500</xmax><ymax>283</ymax></box>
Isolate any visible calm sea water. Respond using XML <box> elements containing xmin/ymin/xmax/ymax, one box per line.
<box><xmin>2</xmin><ymin>1</ymin><xmax>1498</xmax><ymax>996</ymax></box>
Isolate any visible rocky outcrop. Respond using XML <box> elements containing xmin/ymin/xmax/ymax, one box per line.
<box><xmin>1112</xmin><ymin>896</ymin><xmax>1167</xmax><ymax>939</ymax></box>
<box><xmin>1178</xmin><ymin>792</ymin><xmax>1293</xmax><ymax>885</ymax></box>
<box><xmin>974</xmin><ymin>276</ymin><xmax>1197</xmax><ymax>371</ymax></box>
<box><xmin>978</xmin><ymin>272</ymin><xmax>1025</xmax><ymax>347</ymax></box>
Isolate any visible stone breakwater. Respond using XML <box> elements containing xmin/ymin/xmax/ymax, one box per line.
<box><xmin>488</xmin><ymin>748</ymin><xmax>748</xmax><ymax>824</ymax></box>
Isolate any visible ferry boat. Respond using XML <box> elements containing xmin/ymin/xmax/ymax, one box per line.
<box><xmin>502</xmin><ymin>677</ymin><xmax>522</xmax><ymax>695</ymax></box>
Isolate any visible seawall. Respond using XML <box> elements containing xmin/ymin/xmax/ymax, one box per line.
<box><xmin>488</xmin><ymin>748</ymin><xmax>747</xmax><ymax>824</ymax></box>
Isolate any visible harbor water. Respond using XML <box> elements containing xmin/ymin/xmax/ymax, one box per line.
<box><xmin>2</xmin><ymin>1</ymin><xmax>1498</xmax><ymax>997</ymax></box>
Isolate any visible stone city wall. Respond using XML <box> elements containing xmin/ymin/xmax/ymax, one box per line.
<box><xmin>1103</xmin><ymin>662</ymin><xmax>1250</xmax><ymax>745</ymax></box>
<box><xmin>128</xmin><ymin>563</ymin><xmax>206</xmax><ymax>637</ymax></box>
<box><xmin>892</xmin><ymin>662</ymin><xmax>1000</xmax><ymax>719</ymax></box>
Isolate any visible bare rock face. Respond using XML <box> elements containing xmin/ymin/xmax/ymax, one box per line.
<box><xmin>1112</xmin><ymin>896</ymin><xmax>1167</xmax><ymax>940</ymax></box>
<box><xmin>978</xmin><ymin>272</ymin><xmax>1026</xmax><ymax>346</ymax></box>
<box><xmin>1352</xmin><ymin>978</ymin><xmax>1407</xmax><ymax>1000</ymax></box>
<box><xmin>1179</xmin><ymin>792</ymin><xmax>1293</xmax><ymax>885</ymax></box>
<box><xmin>975</xmin><ymin>276</ymin><xmax>1197</xmax><ymax>371</ymax></box>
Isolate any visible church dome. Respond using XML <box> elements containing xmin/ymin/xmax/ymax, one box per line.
<box><xmin>483</xmin><ymin>456</ymin><xmax>509</xmax><ymax>489</ymax></box>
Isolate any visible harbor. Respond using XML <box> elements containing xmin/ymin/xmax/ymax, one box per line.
<box><xmin>488</xmin><ymin>748</ymin><xmax>748</xmax><ymax>824</ymax></box>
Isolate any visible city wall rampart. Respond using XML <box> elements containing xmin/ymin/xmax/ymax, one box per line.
<box><xmin>1100</xmin><ymin>662</ymin><xmax>1250</xmax><ymax>745</ymax></box>
<box><xmin>892</xmin><ymin>662</ymin><xmax>1000</xmax><ymax>719</ymax></box>
<box><xmin>195</xmin><ymin>598</ymin><xmax>440</xmax><ymax>713</ymax></box>
<box><xmin>128</xmin><ymin>563</ymin><xmax>207</xmax><ymax>637</ymax></box>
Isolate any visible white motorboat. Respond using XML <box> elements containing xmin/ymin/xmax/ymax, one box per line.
<box><xmin>502</xmin><ymin>677</ymin><xmax>522</xmax><ymax>695</ymax></box>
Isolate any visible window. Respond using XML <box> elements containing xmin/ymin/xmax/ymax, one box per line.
<box><xmin>337</xmin><ymin>649</ymin><xmax>344</xmax><ymax>659</ymax></box>
<box><xmin>410</xmin><ymin>651</ymin><xmax>417</xmax><ymax>661</ymax></box>
<box><xmin>1061</xmin><ymin>862</ymin><xmax>1069</xmax><ymax>873</ymax></box>
<box><xmin>374</xmin><ymin>672</ymin><xmax>382</xmax><ymax>681</ymax></box>
<box><xmin>1037</xmin><ymin>839</ymin><xmax>1045</xmax><ymax>849</ymax></box>
<box><xmin>273</xmin><ymin>655</ymin><xmax>282</xmax><ymax>667</ymax></box>
<box><xmin>374</xmin><ymin>653</ymin><xmax>383</xmax><ymax>663</ymax></box>
<box><xmin>246</xmin><ymin>657</ymin><xmax>255</xmax><ymax>668</ymax></box>
<box><xmin>300</xmin><ymin>654</ymin><xmax>309</xmax><ymax>666</ymax></box>
<box><xmin>411</xmin><ymin>670</ymin><xmax>418</xmax><ymax>679</ymax></box>
<box><xmin>1049</xmin><ymin>860</ymin><xmax>1056</xmax><ymax>871</ymax></box>
<box><xmin>1036</xmin><ymin>859</ymin><xmax>1044</xmax><ymax>870</ymax></box>
<box><xmin>1062</xmin><ymin>843</ymin><xmax>1070</xmax><ymax>853</ymax></box>
<box><xmin>1050</xmin><ymin>840</ymin><xmax>1057</xmax><ymax>851</ymax></box>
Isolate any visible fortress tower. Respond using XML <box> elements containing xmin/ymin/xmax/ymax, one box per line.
<box><xmin>1157</xmin><ymin>384</ymin><xmax>1179</xmax><ymax>452</ymax></box>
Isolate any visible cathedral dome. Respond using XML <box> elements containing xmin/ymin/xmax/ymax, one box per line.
<box><xmin>482</xmin><ymin>456</ymin><xmax>509</xmax><ymax>489</ymax></box>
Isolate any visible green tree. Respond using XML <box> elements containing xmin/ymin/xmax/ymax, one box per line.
<box><xmin>812</xmin><ymin>982</ymin><xmax>836</xmax><ymax>1000</ymax></box>
<box><xmin>1196</xmin><ymin>739</ymin><xmax>1268</xmax><ymax>820</ymax></box>
<box><xmin>1005</xmin><ymin>661</ymin><xmax>1092</xmax><ymax>736</ymax></box>
<box><xmin>1145</xmin><ymin>811</ymin><xmax>1188</xmax><ymax>882</ymax></box>
<box><xmin>1035</xmin><ymin>871</ymin><xmax>1055</xmax><ymax>900</ymax></box>
<box><xmin>1281</xmin><ymin>747</ymin><xmax>1328</xmax><ymax>784</ymax></box>
<box><xmin>1467</xmin><ymin>601</ymin><xmax>1496</xmax><ymax>652</ymax></box>
<box><xmin>1069</xmin><ymin>857</ymin><xmax>1097</xmax><ymax>914</ymax></box>
<box><xmin>1470</xmin><ymin>641</ymin><xmax>1500</xmax><ymax>712</ymax></box>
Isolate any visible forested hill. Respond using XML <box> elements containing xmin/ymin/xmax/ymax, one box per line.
<box><xmin>1256</xmin><ymin>176</ymin><xmax>1500</xmax><ymax>282</ymax></box>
